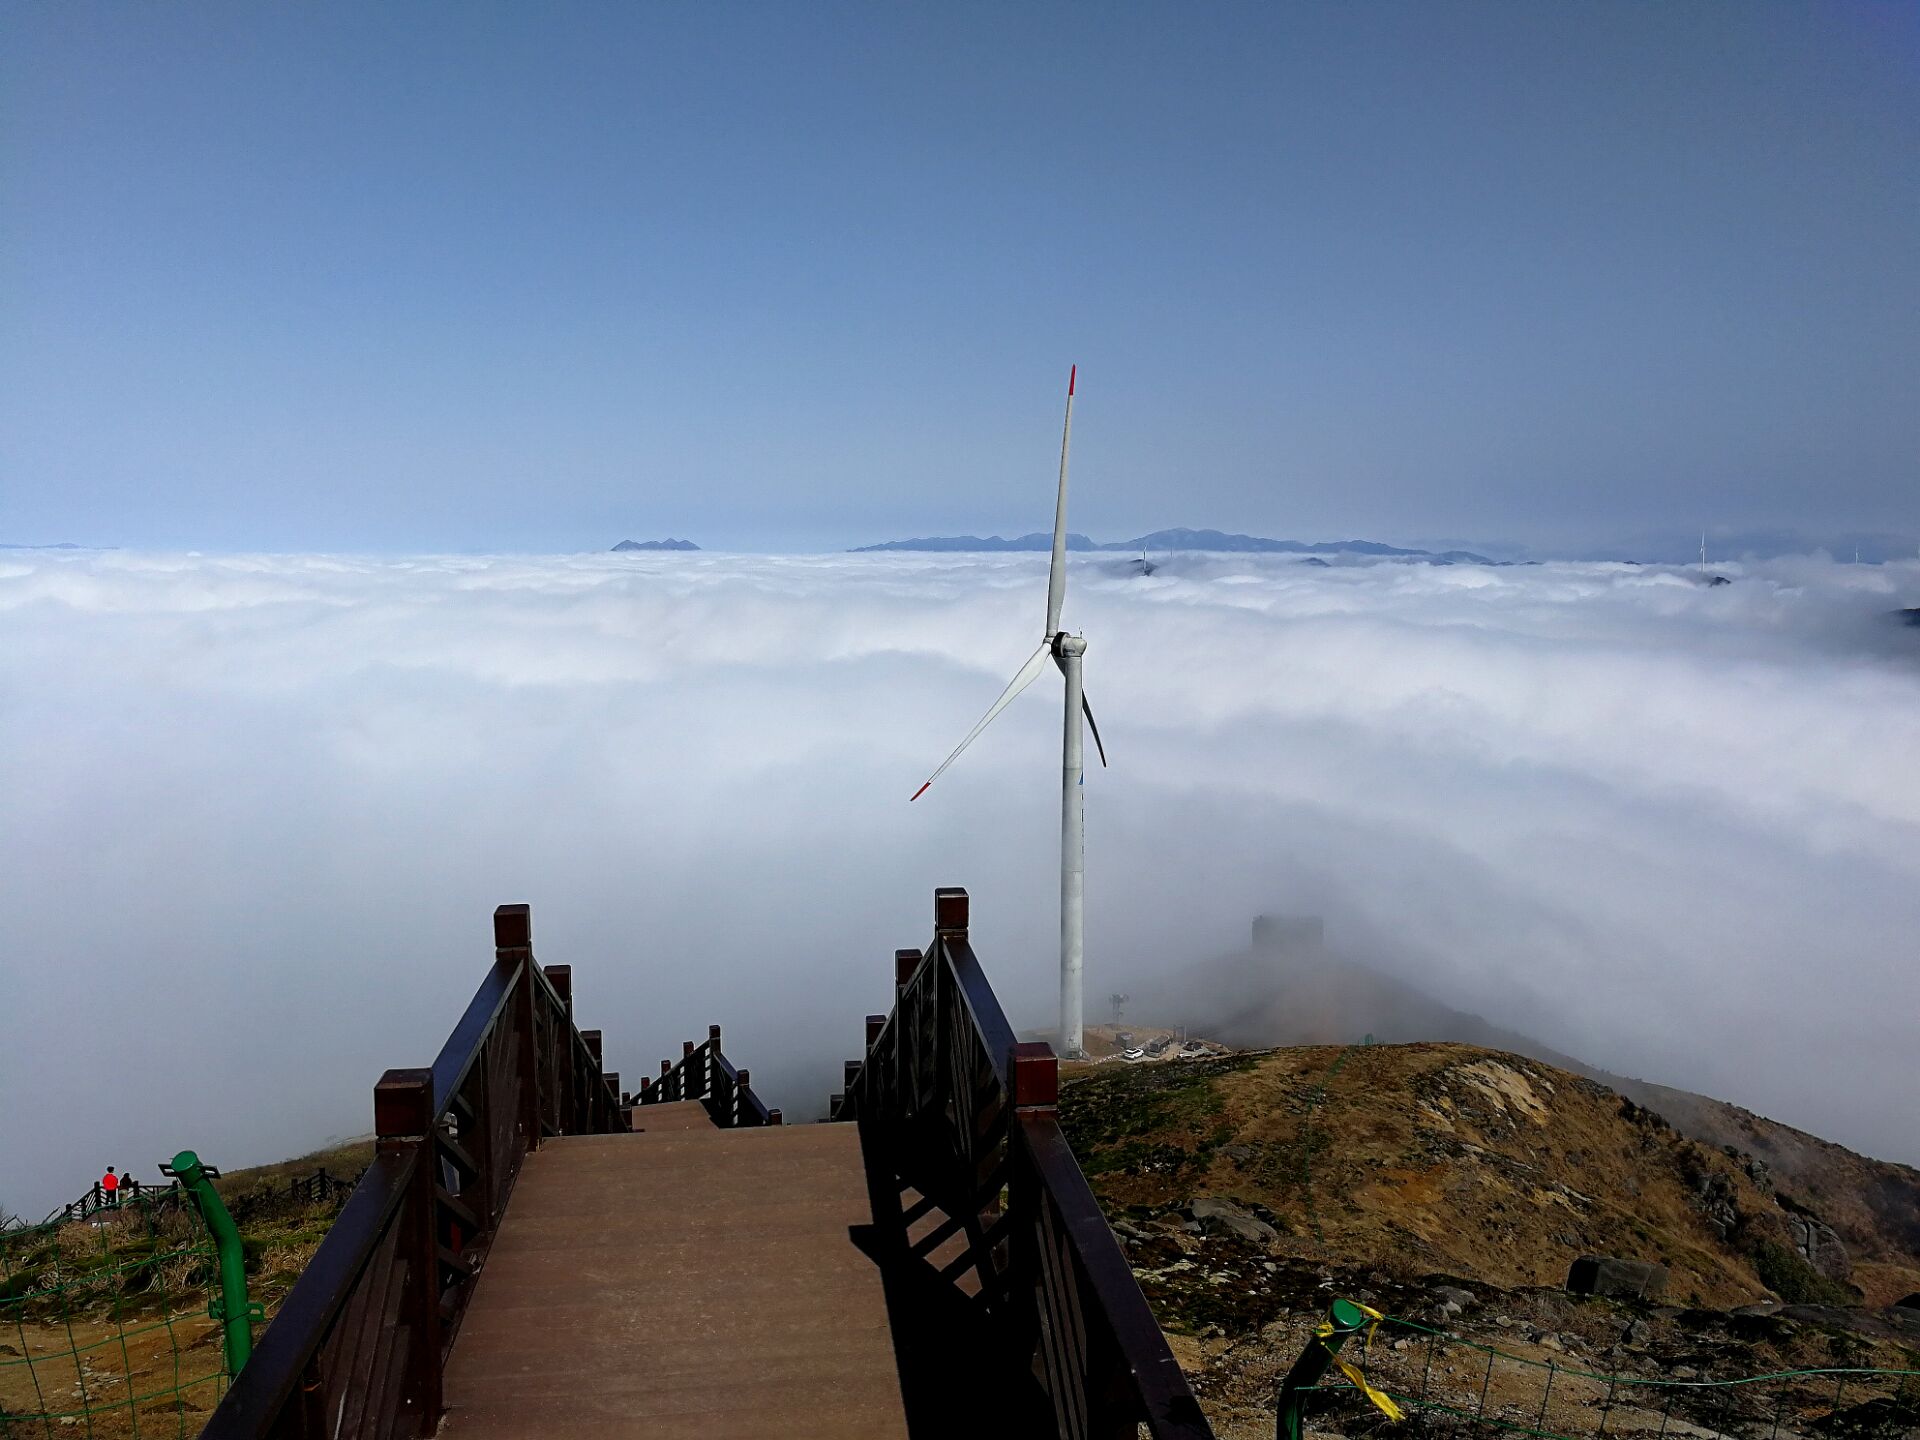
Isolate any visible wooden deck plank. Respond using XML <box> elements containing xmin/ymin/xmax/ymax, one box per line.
<box><xmin>622</xmin><ymin>1100</ymin><xmax>719</xmax><ymax>1133</ymax></box>
<box><xmin>440</xmin><ymin>1121</ymin><xmax>907</xmax><ymax>1438</ymax></box>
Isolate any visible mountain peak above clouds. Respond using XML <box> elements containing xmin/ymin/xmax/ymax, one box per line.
<box><xmin>850</xmin><ymin>527</ymin><xmax>1494</xmax><ymax>564</ymax></box>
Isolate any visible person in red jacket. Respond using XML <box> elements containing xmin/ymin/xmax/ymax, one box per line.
<box><xmin>100</xmin><ymin>1166</ymin><xmax>119</xmax><ymax>1208</ymax></box>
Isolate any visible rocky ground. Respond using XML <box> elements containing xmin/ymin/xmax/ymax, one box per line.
<box><xmin>1109</xmin><ymin>1207</ymin><xmax>1919</xmax><ymax>1439</ymax></box>
<box><xmin>1057</xmin><ymin>1042</ymin><xmax>1920</xmax><ymax>1439</ymax></box>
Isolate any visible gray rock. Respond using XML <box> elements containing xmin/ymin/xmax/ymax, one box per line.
<box><xmin>1567</xmin><ymin>1255</ymin><xmax>1669</xmax><ymax>1300</ymax></box>
<box><xmin>1623</xmin><ymin>1318</ymin><xmax>1653</xmax><ymax>1345</ymax></box>
<box><xmin>1432</xmin><ymin>1285</ymin><xmax>1477</xmax><ymax>1312</ymax></box>
<box><xmin>1694</xmin><ymin>1172</ymin><xmax>1740</xmax><ymax>1239</ymax></box>
<box><xmin>1777</xmin><ymin>1305</ymin><xmax>1916</xmax><ymax>1345</ymax></box>
<box><xmin>1191</xmin><ymin>1196</ymin><xmax>1249</xmax><ymax>1221</ymax></box>
<box><xmin>1191</xmin><ymin>1196</ymin><xmax>1278</xmax><ymax>1244</ymax></box>
<box><xmin>1785</xmin><ymin>1214</ymin><xmax>1851</xmax><ymax>1281</ymax></box>
<box><xmin>1671</xmin><ymin>1366</ymin><xmax>1698</xmax><ymax>1381</ymax></box>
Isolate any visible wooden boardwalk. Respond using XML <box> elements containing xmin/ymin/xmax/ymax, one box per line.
<box><xmin>440</xmin><ymin>1103</ymin><xmax>908</xmax><ymax>1439</ymax></box>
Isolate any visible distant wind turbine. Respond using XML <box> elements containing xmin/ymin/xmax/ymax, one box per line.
<box><xmin>910</xmin><ymin>366</ymin><xmax>1107</xmax><ymax>1058</ymax></box>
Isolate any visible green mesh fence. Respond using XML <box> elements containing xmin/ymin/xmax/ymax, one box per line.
<box><xmin>1289</xmin><ymin>1303</ymin><xmax>1920</xmax><ymax>1440</ymax></box>
<box><xmin>0</xmin><ymin>1189</ymin><xmax>229</xmax><ymax>1438</ymax></box>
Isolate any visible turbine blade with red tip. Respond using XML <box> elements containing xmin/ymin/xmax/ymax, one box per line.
<box><xmin>910</xmin><ymin>640</ymin><xmax>1052</xmax><ymax>800</ymax></box>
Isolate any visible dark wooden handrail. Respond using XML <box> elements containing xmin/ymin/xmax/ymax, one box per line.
<box><xmin>44</xmin><ymin>1178</ymin><xmax>182</xmax><ymax>1225</ymax></box>
<box><xmin>635</xmin><ymin>1022</ymin><xmax>780</xmax><ymax>1128</ymax></box>
<box><xmin>839</xmin><ymin>886</ymin><xmax>1216</xmax><ymax>1439</ymax></box>
<box><xmin>202</xmin><ymin>904</ymin><xmax>628</xmax><ymax>1440</ymax></box>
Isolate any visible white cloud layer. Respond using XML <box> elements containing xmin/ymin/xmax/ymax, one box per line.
<box><xmin>3</xmin><ymin>549</ymin><xmax>1917</xmax><ymax>1216</ymax></box>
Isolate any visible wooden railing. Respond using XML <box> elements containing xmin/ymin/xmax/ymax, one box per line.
<box><xmin>45</xmin><ymin>1178</ymin><xmax>182</xmax><ymax>1225</ymax></box>
<box><xmin>634</xmin><ymin>1022</ymin><xmax>781</xmax><ymax>1128</ymax></box>
<box><xmin>201</xmin><ymin>904</ymin><xmax>627</xmax><ymax>1440</ymax></box>
<box><xmin>838</xmin><ymin>887</ymin><xmax>1215</xmax><ymax>1440</ymax></box>
<box><xmin>46</xmin><ymin>1167</ymin><xmax>363</xmax><ymax>1228</ymax></box>
<box><xmin>282</xmin><ymin>1167</ymin><xmax>363</xmax><ymax>1209</ymax></box>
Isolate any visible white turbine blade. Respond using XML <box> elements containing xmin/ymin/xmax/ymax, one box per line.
<box><xmin>1044</xmin><ymin>364</ymin><xmax>1076</xmax><ymax>637</ymax></box>
<box><xmin>911</xmin><ymin>641</ymin><xmax>1052</xmax><ymax>800</ymax></box>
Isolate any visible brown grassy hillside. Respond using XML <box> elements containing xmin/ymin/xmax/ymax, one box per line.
<box><xmin>1125</xmin><ymin>929</ymin><xmax>1920</xmax><ymax>1307</ymax></box>
<box><xmin>1058</xmin><ymin>1042</ymin><xmax>1883</xmax><ymax>1309</ymax></box>
<box><xmin>1605</xmin><ymin>1076</ymin><xmax>1920</xmax><ymax>1306</ymax></box>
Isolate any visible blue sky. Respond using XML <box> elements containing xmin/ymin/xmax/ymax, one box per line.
<box><xmin>3</xmin><ymin>3</ymin><xmax>1915</xmax><ymax>553</ymax></box>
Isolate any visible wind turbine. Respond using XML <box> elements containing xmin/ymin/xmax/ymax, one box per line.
<box><xmin>910</xmin><ymin>365</ymin><xmax>1107</xmax><ymax>1058</ymax></box>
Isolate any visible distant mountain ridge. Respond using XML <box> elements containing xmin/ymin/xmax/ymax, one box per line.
<box><xmin>611</xmin><ymin>538</ymin><xmax>699</xmax><ymax>551</ymax></box>
<box><xmin>853</xmin><ymin>532</ymin><xmax>1096</xmax><ymax>553</ymax></box>
<box><xmin>852</xmin><ymin>527</ymin><xmax>1493</xmax><ymax>563</ymax></box>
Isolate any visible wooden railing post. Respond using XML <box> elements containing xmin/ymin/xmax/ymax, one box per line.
<box><xmin>544</xmin><ymin>963</ymin><xmax>575</xmax><ymax>1132</ymax></box>
<box><xmin>582</xmin><ymin>1030</ymin><xmax>604</xmax><ymax>1131</ymax></box>
<box><xmin>894</xmin><ymin>949</ymin><xmax>922</xmax><ymax>994</ymax></box>
<box><xmin>890</xmin><ymin>950</ymin><xmax>921</xmax><ymax>1114</ymax></box>
<box><xmin>734</xmin><ymin>1068</ymin><xmax>749</xmax><ymax>1127</ymax></box>
<box><xmin>706</xmin><ymin>1025</ymin><xmax>721</xmax><ymax>1104</ymax></box>
<box><xmin>494</xmin><ymin>904</ymin><xmax>540</xmax><ymax>1152</ymax></box>
<box><xmin>1010</xmin><ymin>1042</ymin><xmax>1058</xmax><ymax>1112</ymax></box>
<box><xmin>375</xmin><ymin>1068</ymin><xmax>445</xmax><ymax>1430</ymax></box>
<box><xmin>1005</xmin><ymin>1040</ymin><xmax>1058</xmax><ymax>1424</ymax></box>
<box><xmin>934</xmin><ymin>886</ymin><xmax>969</xmax><ymax>938</ymax></box>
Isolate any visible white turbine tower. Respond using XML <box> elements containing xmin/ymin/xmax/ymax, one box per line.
<box><xmin>910</xmin><ymin>365</ymin><xmax>1107</xmax><ymax>1058</ymax></box>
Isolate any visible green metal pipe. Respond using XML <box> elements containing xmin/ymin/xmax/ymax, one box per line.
<box><xmin>1276</xmin><ymin>1297</ymin><xmax>1371</xmax><ymax>1440</ymax></box>
<box><xmin>168</xmin><ymin>1149</ymin><xmax>256</xmax><ymax>1376</ymax></box>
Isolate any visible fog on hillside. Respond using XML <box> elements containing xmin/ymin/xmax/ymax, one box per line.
<box><xmin>2</xmin><ymin>549</ymin><xmax>1917</xmax><ymax>1219</ymax></box>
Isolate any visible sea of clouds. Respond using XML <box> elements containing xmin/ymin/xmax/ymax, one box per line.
<box><xmin>3</xmin><ymin>548</ymin><xmax>1917</xmax><ymax>1216</ymax></box>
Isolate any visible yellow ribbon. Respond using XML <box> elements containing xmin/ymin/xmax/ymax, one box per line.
<box><xmin>1315</xmin><ymin>1301</ymin><xmax>1406</xmax><ymax>1423</ymax></box>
